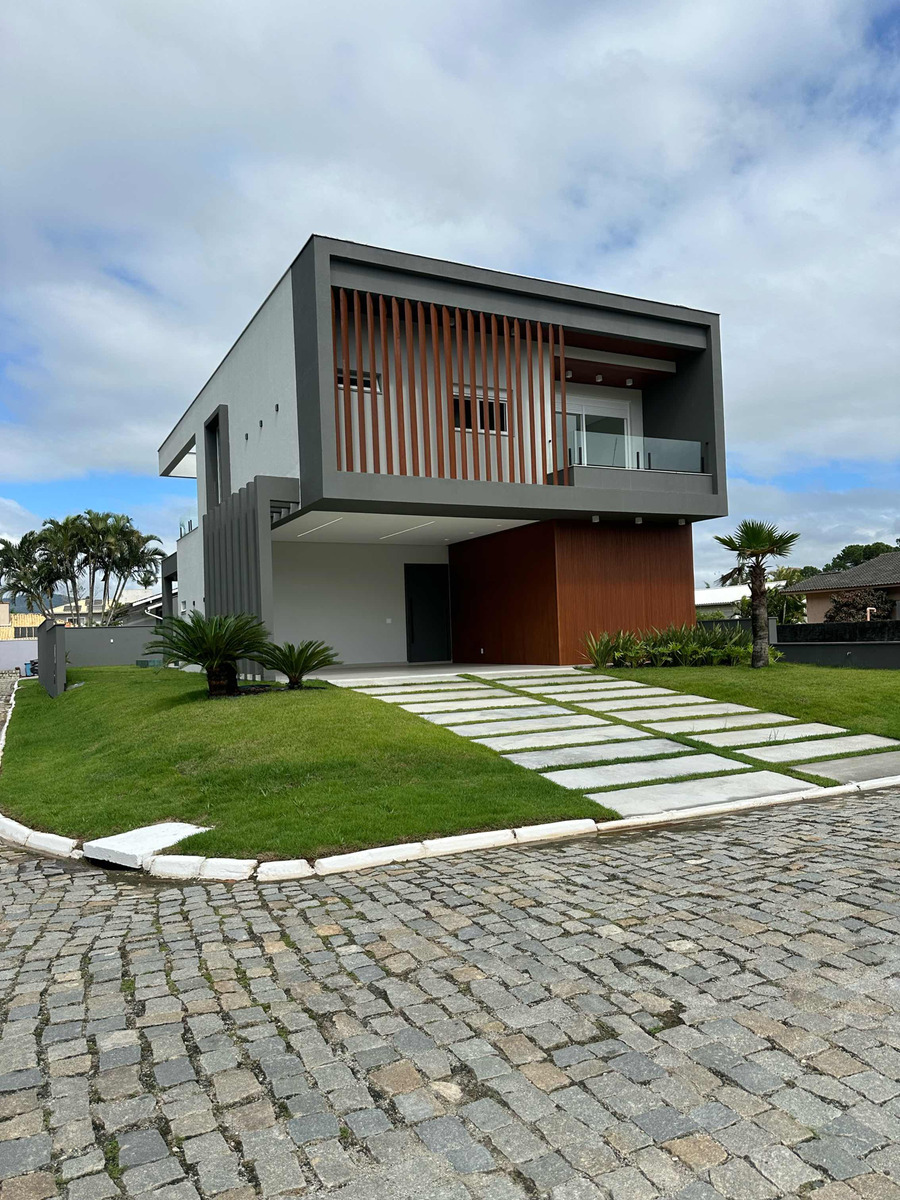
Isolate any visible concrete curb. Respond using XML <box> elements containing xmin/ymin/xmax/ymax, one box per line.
<box><xmin>1</xmin><ymin>674</ymin><xmax>899</xmax><ymax>877</ymax></box>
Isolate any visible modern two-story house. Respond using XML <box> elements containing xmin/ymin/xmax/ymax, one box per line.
<box><xmin>159</xmin><ymin>236</ymin><xmax>727</xmax><ymax>665</ymax></box>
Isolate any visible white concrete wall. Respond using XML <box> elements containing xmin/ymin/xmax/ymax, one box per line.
<box><xmin>176</xmin><ymin>525</ymin><xmax>205</xmax><ymax>615</ymax></box>
<box><xmin>162</xmin><ymin>272</ymin><xmax>299</xmax><ymax>519</ymax></box>
<box><xmin>272</xmin><ymin>541</ymin><xmax>449</xmax><ymax>664</ymax></box>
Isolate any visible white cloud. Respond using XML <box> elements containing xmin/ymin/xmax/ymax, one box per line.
<box><xmin>0</xmin><ymin>498</ymin><xmax>41</xmax><ymax>544</ymax></box>
<box><xmin>0</xmin><ymin>0</ymin><xmax>897</xmax><ymax>544</ymax></box>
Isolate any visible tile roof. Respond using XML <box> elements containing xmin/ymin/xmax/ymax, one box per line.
<box><xmin>783</xmin><ymin>551</ymin><xmax>900</xmax><ymax>594</ymax></box>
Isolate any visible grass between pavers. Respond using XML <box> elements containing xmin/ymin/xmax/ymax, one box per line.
<box><xmin>0</xmin><ymin>667</ymin><xmax>617</xmax><ymax>859</ymax></box>
<box><xmin>465</xmin><ymin>669</ymin><xmax>869</xmax><ymax>793</ymax></box>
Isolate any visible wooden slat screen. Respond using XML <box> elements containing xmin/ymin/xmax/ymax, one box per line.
<box><xmin>330</xmin><ymin>286</ymin><xmax>571</xmax><ymax>486</ymax></box>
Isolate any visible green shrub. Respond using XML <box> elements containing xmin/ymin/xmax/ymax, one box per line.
<box><xmin>259</xmin><ymin>640</ymin><xmax>341</xmax><ymax>688</ymax></box>
<box><xmin>582</xmin><ymin>622</ymin><xmax>753</xmax><ymax>669</ymax></box>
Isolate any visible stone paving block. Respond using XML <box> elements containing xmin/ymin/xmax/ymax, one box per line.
<box><xmin>586</xmin><ymin>701</ymin><xmax>754</xmax><ymax>722</ymax></box>
<box><xmin>117</xmin><ymin>1129</ymin><xmax>168</xmax><ymax>1167</ymax></box>
<box><xmin>430</xmin><ymin>706</ymin><xmax>570</xmax><ymax>727</ymax></box>
<box><xmin>744</xmin><ymin>734</ymin><xmax>899</xmax><ymax>763</ymax></box>
<box><xmin>416</xmin><ymin>1117</ymin><xmax>495</xmax><ymax>1173</ymax></box>
<box><xmin>505</xmin><ymin>738</ymin><xmax>689</xmax><ymax>771</ymax></box>
<box><xmin>475</xmin><ymin>726</ymin><xmax>640</xmax><ymax>752</ymax></box>
<box><xmin>445</xmin><ymin>714</ymin><xmax>607</xmax><ymax>737</ymax></box>
<box><xmin>404</xmin><ymin>696</ymin><xmax>537</xmax><ymax>714</ymax></box>
<box><xmin>700</xmin><ymin>722</ymin><xmax>848</xmax><ymax>747</ymax></box>
<box><xmin>581</xmin><ymin>693</ymin><xmax>723</xmax><ymax>711</ymax></box>
<box><xmin>592</xmin><ymin>770</ymin><xmax>812</xmax><ymax>815</ymax></box>
<box><xmin>0</xmin><ymin>1137</ymin><xmax>51</xmax><ymax>1181</ymax></box>
<box><xmin>545</xmin><ymin>752</ymin><xmax>746</xmax><ymax>790</ymax></box>
<box><xmin>644</xmin><ymin>711</ymin><xmax>793</xmax><ymax>733</ymax></box>
<box><xmin>794</xmin><ymin>749</ymin><xmax>900</xmax><ymax>782</ymax></box>
<box><xmin>524</xmin><ymin>688</ymin><xmax>674</xmax><ymax>703</ymax></box>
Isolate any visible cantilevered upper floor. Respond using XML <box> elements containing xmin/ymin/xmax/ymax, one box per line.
<box><xmin>159</xmin><ymin>235</ymin><xmax>727</xmax><ymax>525</ymax></box>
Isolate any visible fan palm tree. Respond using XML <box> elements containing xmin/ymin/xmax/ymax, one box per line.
<box><xmin>259</xmin><ymin>640</ymin><xmax>340</xmax><ymax>688</ymax></box>
<box><xmin>714</xmin><ymin>520</ymin><xmax>800</xmax><ymax>668</ymax></box>
<box><xmin>144</xmin><ymin>611</ymin><xmax>270</xmax><ymax>696</ymax></box>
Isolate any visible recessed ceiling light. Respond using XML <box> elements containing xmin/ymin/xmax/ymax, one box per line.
<box><xmin>379</xmin><ymin>521</ymin><xmax>435</xmax><ymax>540</ymax></box>
<box><xmin>595</xmin><ymin>374</ymin><xmax>603</xmax><ymax>383</ymax></box>
<box><xmin>626</xmin><ymin>378</ymin><xmax>633</xmax><ymax>386</ymax></box>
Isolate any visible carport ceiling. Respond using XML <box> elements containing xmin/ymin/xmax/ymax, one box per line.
<box><xmin>270</xmin><ymin>511</ymin><xmax>534</xmax><ymax>545</ymax></box>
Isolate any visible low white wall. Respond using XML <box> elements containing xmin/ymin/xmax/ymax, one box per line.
<box><xmin>176</xmin><ymin>525</ymin><xmax>205</xmax><ymax>615</ymax></box>
<box><xmin>272</xmin><ymin>541</ymin><xmax>449</xmax><ymax>664</ymax></box>
<box><xmin>0</xmin><ymin>640</ymin><xmax>37</xmax><ymax>674</ymax></box>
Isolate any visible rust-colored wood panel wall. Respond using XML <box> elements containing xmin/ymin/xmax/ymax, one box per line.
<box><xmin>449</xmin><ymin>523</ymin><xmax>561</xmax><ymax>665</ymax></box>
<box><xmin>554</xmin><ymin>521</ymin><xmax>695</xmax><ymax>662</ymax></box>
<box><xmin>449</xmin><ymin>519</ymin><xmax>695</xmax><ymax>664</ymax></box>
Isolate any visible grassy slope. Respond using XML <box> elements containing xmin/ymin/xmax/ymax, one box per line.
<box><xmin>0</xmin><ymin>668</ymin><xmax>614</xmax><ymax>858</ymax></box>
<box><xmin>593</xmin><ymin>663</ymin><xmax>900</xmax><ymax>740</ymax></box>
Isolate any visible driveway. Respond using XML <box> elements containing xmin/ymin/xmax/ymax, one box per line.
<box><xmin>2</xmin><ymin>792</ymin><xmax>900</xmax><ymax>1199</ymax></box>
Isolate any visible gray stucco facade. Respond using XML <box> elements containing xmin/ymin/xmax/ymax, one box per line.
<box><xmin>158</xmin><ymin>236</ymin><xmax>728</xmax><ymax>663</ymax></box>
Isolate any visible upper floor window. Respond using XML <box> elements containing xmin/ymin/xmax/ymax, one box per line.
<box><xmin>13</xmin><ymin>626</ymin><xmax>35</xmax><ymax>639</ymax></box>
<box><xmin>453</xmin><ymin>391</ymin><xmax>508</xmax><ymax>434</ymax></box>
<box><xmin>336</xmin><ymin>369</ymin><xmax>382</xmax><ymax>393</ymax></box>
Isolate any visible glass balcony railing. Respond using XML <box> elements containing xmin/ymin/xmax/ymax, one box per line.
<box><xmin>556</xmin><ymin>413</ymin><xmax>705</xmax><ymax>474</ymax></box>
<box><xmin>178</xmin><ymin>513</ymin><xmax>198</xmax><ymax>539</ymax></box>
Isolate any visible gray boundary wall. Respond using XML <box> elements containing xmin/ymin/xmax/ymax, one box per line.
<box><xmin>775</xmin><ymin>642</ymin><xmax>900</xmax><ymax>670</ymax></box>
<box><xmin>37</xmin><ymin>622</ymin><xmax>160</xmax><ymax>696</ymax></box>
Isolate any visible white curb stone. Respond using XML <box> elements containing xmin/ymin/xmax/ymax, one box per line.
<box><xmin>314</xmin><ymin>842</ymin><xmax>426</xmax><ymax>874</ymax></box>
<box><xmin>0</xmin><ymin>814</ymin><xmax>34</xmax><ymax>846</ymax></box>
<box><xmin>427</xmin><ymin>705</ymin><xmax>570</xmax><ymax>726</ymax></box>
<box><xmin>422</xmin><ymin>829</ymin><xmax>516</xmax><ymax>856</ymax></box>
<box><xmin>256</xmin><ymin>859</ymin><xmax>315</xmax><ymax>881</ymax></box>
<box><xmin>475</xmin><ymin>725</ymin><xmax>647</xmax><ymax>751</ymax></box>
<box><xmin>700</xmin><ymin>723</ymin><xmax>847</xmax><ymax>747</ymax></box>
<box><xmin>744</xmin><ymin>734</ymin><xmax>900</xmax><ymax>763</ymax></box>
<box><xmin>147</xmin><ymin>855</ymin><xmax>207</xmax><ymax>879</ymax></box>
<box><xmin>513</xmin><ymin>819</ymin><xmax>598</xmax><ymax>844</ymax></box>
<box><xmin>24</xmin><ymin>830</ymin><xmax>80</xmax><ymax>858</ymax></box>
<box><xmin>544</xmin><ymin>753</ymin><xmax>747</xmax><ymax>790</ymax></box>
<box><xmin>505</xmin><ymin>738</ymin><xmax>689</xmax><ymax>770</ymax></box>
<box><xmin>197</xmin><ymin>858</ymin><xmax>257</xmax><ymax>880</ymax></box>
<box><xmin>645</xmin><ymin>712</ymin><xmax>791</xmax><ymax>734</ymax></box>
<box><xmin>83</xmin><ymin>822</ymin><xmax>210</xmax><ymax>868</ymax></box>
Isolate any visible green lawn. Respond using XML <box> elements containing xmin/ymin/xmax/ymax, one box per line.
<box><xmin>589</xmin><ymin>662</ymin><xmax>900</xmax><ymax>741</ymax></box>
<box><xmin>0</xmin><ymin>667</ymin><xmax>614</xmax><ymax>859</ymax></box>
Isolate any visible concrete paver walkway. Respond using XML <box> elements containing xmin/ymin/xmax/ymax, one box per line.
<box><xmin>4</xmin><ymin>791</ymin><xmax>900</xmax><ymax>1199</ymax></box>
<box><xmin>340</xmin><ymin>668</ymin><xmax>900</xmax><ymax>816</ymax></box>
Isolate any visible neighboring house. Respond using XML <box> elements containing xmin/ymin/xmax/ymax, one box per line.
<box><xmin>0</xmin><ymin>604</ymin><xmax>42</xmax><ymax>640</ymax></box>
<box><xmin>783</xmin><ymin>552</ymin><xmax>900</xmax><ymax>622</ymax></box>
<box><xmin>695</xmin><ymin>581</ymin><xmax>786</xmax><ymax>619</ymax></box>
<box><xmin>695</xmin><ymin>585</ymin><xmax>751</xmax><ymax>618</ymax></box>
<box><xmin>158</xmin><ymin>236</ymin><xmax>727</xmax><ymax>665</ymax></box>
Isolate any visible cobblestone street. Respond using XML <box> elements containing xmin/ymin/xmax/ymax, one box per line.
<box><xmin>2</xmin><ymin>793</ymin><xmax>900</xmax><ymax>1200</ymax></box>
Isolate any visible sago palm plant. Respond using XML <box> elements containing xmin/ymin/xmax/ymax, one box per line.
<box><xmin>259</xmin><ymin>640</ymin><xmax>340</xmax><ymax>689</ymax></box>
<box><xmin>144</xmin><ymin>611</ymin><xmax>270</xmax><ymax>696</ymax></box>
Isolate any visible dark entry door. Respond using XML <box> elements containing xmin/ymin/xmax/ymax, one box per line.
<box><xmin>405</xmin><ymin>564</ymin><xmax>452</xmax><ymax>662</ymax></box>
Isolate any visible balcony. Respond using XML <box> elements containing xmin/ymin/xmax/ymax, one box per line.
<box><xmin>330</xmin><ymin>285</ymin><xmax>710</xmax><ymax>491</ymax></box>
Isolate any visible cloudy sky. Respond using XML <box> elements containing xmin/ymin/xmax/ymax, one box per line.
<box><xmin>2</xmin><ymin>0</ymin><xmax>898</xmax><ymax>582</ymax></box>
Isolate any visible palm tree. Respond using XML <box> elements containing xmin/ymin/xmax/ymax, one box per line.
<box><xmin>0</xmin><ymin>532</ymin><xmax>61</xmax><ymax>618</ymax></box>
<box><xmin>144</xmin><ymin>611</ymin><xmax>270</xmax><ymax>696</ymax></box>
<box><xmin>259</xmin><ymin>640</ymin><xmax>340</xmax><ymax>688</ymax></box>
<box><xmin>80</xmin><ymin>510</ymin><xmax>116</xmax><ymax>625</ymax></box>
<box><xmin>41</xmin><ymin>516</ymin><xmax>87</xmax><ymax>624</ymax></box>
<box><xmin>714</xmin><ymin>520</ymin><xmax>800</xmax><ymax>668</ymax></box>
